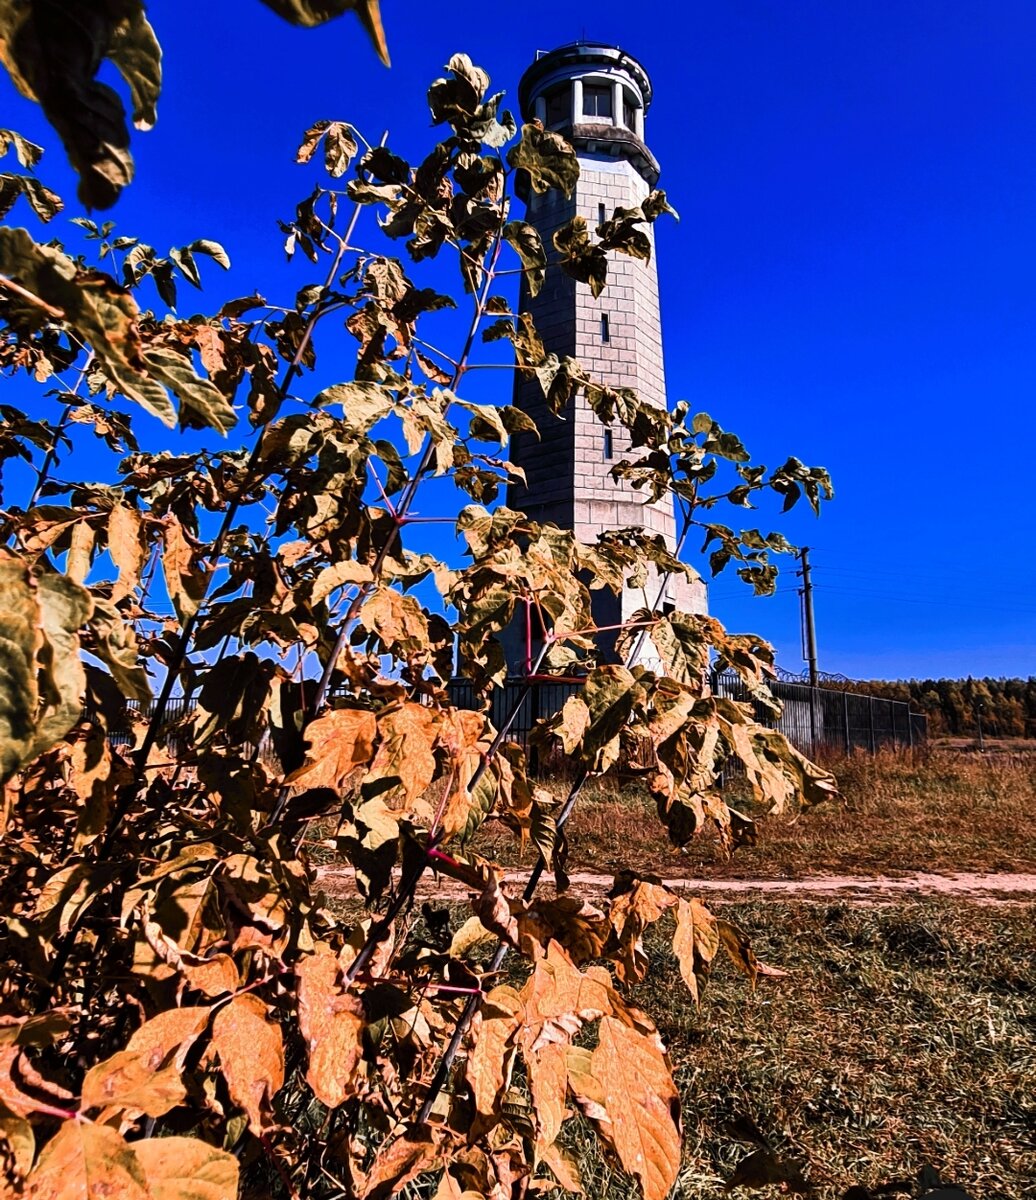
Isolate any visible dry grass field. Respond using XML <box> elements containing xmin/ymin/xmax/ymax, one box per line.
<box><xmin>312</xmin><ymin>748</ymin><xmax>1036</xmax><ymax>1198</ymax></box>
<box><xmin>477</xmin><ymin>748</ymin><xmax>1036</xmax><ymax>880</ymax></box>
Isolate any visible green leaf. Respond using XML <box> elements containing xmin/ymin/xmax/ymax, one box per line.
<box><xmin>506</xmin><ymin>123</ymin><xmax>580</xmax><ymax>198</ymax></box>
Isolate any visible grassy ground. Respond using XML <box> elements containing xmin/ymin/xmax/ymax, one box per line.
<box><xmin>476</xmin><ymin>749</ymin><xmax>1036</xmax><ymax>879</ymax></box>
<box><xmin>540</xmin><ymin>900</ymin><xmax>1036</xmax><ymax>1199</ymax></box>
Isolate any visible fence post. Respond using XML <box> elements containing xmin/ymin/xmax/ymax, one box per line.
<box><xmin>868</xmin><ymin>695</ymin><xmax>876</xmax><ymax>752</ymax></box>
<box><xmin>843</xmin><ymin>689</ymin><xmax>850</xmax><ymax>753</ymax></box>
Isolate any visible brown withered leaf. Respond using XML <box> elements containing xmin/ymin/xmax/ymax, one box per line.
<box><xmin>209</xmin><ymin>993</ymin><xmax>284</xmax><ymax>1133</ymax></box>
<box><xmin>591</xmin><ymin>1017</ymin><xmax>681</xmax><ymax>1200</ymax></box>
<box><xmin>161</xmin><ymin>515</ymin><xmax>211</xmax><ymax>623</ymax></box>
<box><xmin>716</xmin><ymin>919</ymin><xmax>789</xmax><ymax>989</ymax></box>
<box><xmin>80</xmin><ymin>1006</ymin><xmax>211</xmax><ymax>1117</ymax></box>
<box><xmin>527</xmin><ymin>1041</ymin><xmax>567</xmax><ymax>1148</ymax></box>
<box><xmin>0</xmin><ymin>1113</ymin><xmax>34</xmax><ymax>1180</ymax></box>
<box><xmin>672</xmin><ymin>897</ymin><xmax>720</xmax><ymax>1005</ymax></box>
<box><xmin>520</xmin><ymin>941</ymin><xmax>615</xmax><ymax>1053</ymax></box>
<box><xmin>0</xmin><ymin>1046</ymin><xmax>73</xmax><ymax>1119</ymax></box>
<box><xmin>69</xmin><ymin>722</ymin><xmax>116</xmax><ymax>848</ymax></box>
<box><xmin>466</xmin><ymin>984</ymin><xmax>522</xmax><ymax>1118</ymax></box>
<box><xmin>365</xmin><ymin>701</ymin><xmax>440</xmax><ymax>810</ymax></box>
<box><xmin>108</xmin><ymin>503</ymin><xmax>144</xmax><ymax>603</ymax></box>
<box><xmin>260</xmin><ymin>0</ymin><xmax>390</xmax><ymax>66</ymax></box>
<box><xmin>608</xmin><ymin>877</ymin><xmax>676</xmax><ymax>983</ymax></box>
<box><xmin>21</xmin><ymin>1121</ymin><xmax>149</xmax><ymax>1200</ymax></box>
<box><xmin>360</xmin><ymin>1127</ymin><xmax>440</xmax><ymax>1200</ymax></box>
<box><xmin>539</xmin><ymin>1141</ymin><xmax>584</xmax><ymax>1194</ymax></box>
<box><xmin>132</xmin><ymin>1136</ymin><xmax>239</xmax><ymax>1200</ymax></box>
<box><xmin>296</xmin><ymin>945</ymin><xmax>364</xmax><ymax>1108</ymax></box>
<box><xmin>285</xmin><ymin>707</ymin><xmax>377</xmax><ymax>792</ymax></box>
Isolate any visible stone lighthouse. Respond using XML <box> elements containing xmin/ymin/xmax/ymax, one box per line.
<box><xmin>505</xmin><ymin>41</ymin><xmax>708</xmax><ymax>669</ymax></box>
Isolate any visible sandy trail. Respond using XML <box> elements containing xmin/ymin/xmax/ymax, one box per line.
<box><xmin>315</xmin><ymin>866</ymin><xmax>1036</xmax><ymax>906</ymax></box>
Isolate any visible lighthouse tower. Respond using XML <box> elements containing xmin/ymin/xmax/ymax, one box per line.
<box><xmin>505</xmin><ymin>42</ymin><xmax>707</xmax><ymax>667</ymax></box>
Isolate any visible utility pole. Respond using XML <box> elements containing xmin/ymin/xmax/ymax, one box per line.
<box><xmin>797</xmin><ymin>547</ymin><xmax>819</xmax><ymax>688</ymax></box>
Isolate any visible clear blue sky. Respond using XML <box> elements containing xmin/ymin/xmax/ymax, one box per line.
<box><xmin>3</xmin><ymin>0</ymin><xmax>1034</xmax><ymax>681</ymax></box>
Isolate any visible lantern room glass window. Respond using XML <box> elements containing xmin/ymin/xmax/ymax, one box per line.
<box><xmin>582</xmin><ymin>84</ymin><xmax>612</xmax><ymax>119</ymax></box>
<box><xmin>545</xmin><ymin>87</ymin><xmax>569</xmax><ymax>126</ymax></box>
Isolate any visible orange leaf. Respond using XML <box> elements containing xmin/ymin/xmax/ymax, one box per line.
<box><xmin>365</xmin><ymin>702</ymin><xmax>440</xmax><ymax>810</ymax></box>
<box><xmin>527</xmin><ymin>1041</ymin><xmax>567</xmax><ymax>1148</ymax></box>
<box><xmin>591</xmin><ymin>1017</ymin><xmax>681</xmax><ymax>1200</ymax></box>
<box><xmin>359</xmin><ymin>1127</ymin><xmax>440</xmax><ymax>1200</ymax></box>
<box><xmin>466</xmin><ymin>985</ymin><xmax>522</xmax><ymax>1117</ymax></box>
<box><xmin>716</xmin><ymin>919</ymin><xmax>788</xmax><ymax>988</ymax></box>
<box><xmin>22</xmin><ymin>1121</ymin><xmax>149</xmax><ymax>1200</ymax></box>
<box><xmin>209</xmin><ymin>993</ymin><xmax>284</xmax><ymax>1133</ymax></box>
<box><xmin>108</xmin><ymin>504</ymin><xmax>144</xmax><ymax>603</ymax></box>
<box><xmin>672</xmin><ymin>897</ymin><xmax>719</xmax><ymax>1005</ymax></box>
<box><xmin>285</xmin><ymin>707</ymin><xmax>377</xmax><ymax>792</ymax></box>
<box><xmin>296</xmin><ymin>945</ymin><xmax>364</xmax><ymax>1108</ymax></box>
<box><xmin>133</xmin><ymin>1135</ymin><xmax>239</xmax><ymax>1200</ymax></box>
<box><xmin>80</xmin><ymin>1006</ymin><xmax>210</xmax><ymax>1117</ymax></box>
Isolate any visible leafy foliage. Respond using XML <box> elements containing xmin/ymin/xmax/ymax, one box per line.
<box><xmin>0</xmin><ymin>1</ymin><xmax>387</xmax><ymax>209</ymax></box>
<box><xmin>0</xmin><ymin>53</ymin><xmax>840</xmax><ymax>1200</ymax></box>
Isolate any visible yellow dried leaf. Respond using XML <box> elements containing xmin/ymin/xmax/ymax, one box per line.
<box><xmin>539</xmin><ymin>1141</ymin><xmax>584</xmax><ymax>1194</ymax></box>
<box><xmin>161</xmin><ymin>515</ymin><xmax>211</xmax><ymax>623</ymax></box>
<box><xmin>22</xmin><ymin>1121</ymin><xmax>149</xmax><ymax>1200</ymax></box>
<box><xmin>0</xmin><ymin>1113</ymin><xmax>34</xmax><ymax>1180</ymax></box>
<box><xmin>296</xmin><ymin>945</ymin><xmax>364</xmax><ymax>1108</ymax></box>
<box><xmin>133</xmin><ymin>1135</ymin><xmax>239</xmax><ymax>1200</ymax></box>
<box><xmin>209</xmin><ymin>993</ymin><xmax>284</xmax><ymax>1133</ymax></box>
<box><xmin>716</xmin><ymin>919</ymin><xmax>788</xmax><ymax>988</ymax></box>
<box><xmin>108</xmin><ymin>504</ymin><xmax>144</xmax><ymax>603</ymax></box>
<box><xmin>466</xmin><ymin>985</ymin><xmax>522</xmax><ymax>1117</ymax></box>
<box><xmin>672</xmin><ymin>897</ymin><xmax>719</xmax><ymax>1005</ymax></box>
<box><xmin>285</xmin><ymin>707</ymin><xmax>377</xmax><ymax>792</ymax></box>
<box><xmin>365</xmin><ymin>702</ymin><xmax>439</xmax><ymax>810</ymax></box>
<box><xmin>359</xmin><ymin>1127</ymin><xmax>440</xmax><ymax>1200</ymax></box>
<box><xmin>527</xmin><ymin>1041</ymin><xmax>567</xmax><ymax>1148</ymax></box>
<box><xmin>608</xmin><ymin>878</ymin><xmax>677</xmax><ymax>983</ymax></box>
<box><xmin>80</xmin><ymin>1006</ymin><xmax>210</xmax><ymax>1117</ymax></box>
<box><xmin>591</xmin><ymin>1017</ymin><xmax>681</xmax><ymax>1200</ymax></box>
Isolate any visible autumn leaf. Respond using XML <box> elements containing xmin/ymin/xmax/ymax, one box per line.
<box><xmin>527</xmin><ymin>1041</ymin><xmax>567</xmax><ymax>1148</ymax></box>
<box><xmin>716</xmin><ymin>919</ymin><xmax>789</xmax><ymax>988</ymax></box>
<box><xmin>21</xmin><ymin>1121</ymin><xmax>150</xmax><ymax>1200</ymax></box>
<box><xmin>364</xmin><ymin>702</ymin><xmax>440</xmax><ymax>810</ymax></box>
<box><xmin>108</xmin><ymin>504</ymin><xmax>144</xmax><ymax>603</ymax></box>
<box><xmin>132</xmin><ymin>1137</ymin><xmax>239</xmax><ymax>1200</ymax></box>
<box><xmin>285</xmin><ymin>707</ymin><xmax>377</xmax><ymax>792</ymax></box>
<box><xmin>672</xmin><ymin>897</ymin><xmax>720</xmax><ymax>1004</ymax></box>
<box><xmin>591</xmin><ymin>1017</ymin><xmax>681</xmax><ymax>1200</ymax></box>
<box><xmin>466</xmin><ymin>984</ymin><xmax>522</xmax><ymax>1117</ymax></box>
<box><xmin>297</xmin><ymin>945</ymin><xmax>365</xmax><ymax>1108</ymax></box>
<box><xmin>209</xmin><ymin>994</ymin><xmax>284</xmax><ymax>1133</ymax></box>
<box><xmin>80</xmin><ymin>1006</ymin><xmax>211</xmax><ymax>1117</ymax></box>
<box><xmin>359</xmin><ymin>1127</ymin><xmax>440</xmax><ymax>1200</ymax></box>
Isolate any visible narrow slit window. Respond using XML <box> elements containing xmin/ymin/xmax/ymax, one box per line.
<box><xmin>600</xmin><ymin>313</ymin><xmax>610</xmax><ymax>342</ymax></box>
<box><xmin>603</xmin><ymin>428</ymin><xmax>614</xmax><ymax>460</ymax></box>
<box><xmin>598</xmin><ymin>202</ymin><xmax>607</xmax><ymax>226</ymax></box>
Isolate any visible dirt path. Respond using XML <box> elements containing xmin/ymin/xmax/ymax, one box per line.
<box><xmin>316</xmin><ymin>866</ymin><xmax>1036</xmax><ymax>906</ymax></box>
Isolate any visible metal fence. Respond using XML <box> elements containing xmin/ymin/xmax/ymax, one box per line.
<box><xmin>96</xmin><ymin>674</ymin><xmax>924</xmax><ymax>765</ymax></box>
<box><xmin>447</xmin><ymin>673</ymin><xmax>925</xmax><ymax>758</ymax></box>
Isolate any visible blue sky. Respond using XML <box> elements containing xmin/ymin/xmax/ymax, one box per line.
<box><xmin>3</xmin><ymin>0</ymin><xmax>1034</xmax><ymax>681</ymax></box>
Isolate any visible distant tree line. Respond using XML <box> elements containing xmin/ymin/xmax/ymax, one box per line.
<box><xmin>823</xmin><ymin>677</ymin><xmax>1036</xmax><ymax>738</ymax></box>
